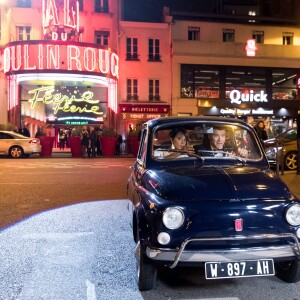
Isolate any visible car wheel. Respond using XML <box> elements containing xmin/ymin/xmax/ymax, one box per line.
<box><xmin>9</xmin><ymin>146</ymin><xmax>24</xmax><ymax>158</ymax></box>
<box><xmin>135</xmin><ymin>242</ymin><xmax>157</xmax><ymax>291</ymax></box>
<box><xmin>284</xmin><ymin>152</ymin><xmax>297</xmax><ymax>170</ymax></box>
<box><xmin>275</xmin><ymin>259</ymin><xmax>300</xmax><ymax>283</ymax></box>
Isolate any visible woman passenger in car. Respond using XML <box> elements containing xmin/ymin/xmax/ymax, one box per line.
<box><xmin>153</xmin><ymin>128</ymin><xmax>194</xmax><ymax>159</ymax></box>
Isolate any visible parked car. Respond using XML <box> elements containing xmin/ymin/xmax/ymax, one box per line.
<box><xmin>264</xmin><ymin>128</ymin><xmax>297</xmax><ymax>170</ymax></box>
<box><xmin>0</xmin><ymin>131</ymin><xmax>41</xmax><ymax>158</ymax></box>
<box><xmin>127</xmin><ymin>116</ymin><xmax>300</xmax><ymax>291</ymax></box>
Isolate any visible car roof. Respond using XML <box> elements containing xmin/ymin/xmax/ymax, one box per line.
<box><xmin>144</xmin><ymin>116</ymin><xmax>248</xmax><ymax>129</ymax></box>
<box><xmin>0</xmin><ymin>130</ymin><xmax>29</xmax><ymax>138</ymax></box>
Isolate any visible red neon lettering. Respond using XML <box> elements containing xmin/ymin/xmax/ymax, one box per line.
<box><xmin>67</xmin><ymin>45</ymin><xmax>82</xmax><ymax>71</ymax></box>
<box><xmin>84</xmin><ymin>48</ymin><xmax>96</xmax><ymax>72</ymax></box>
<box><xmin>44</xmin><ymin>0</ymin><xmax>59</xmax><ymax>27</ymax></box>
<box><xmin>47</xmin><ymin>45</ymin><xmax>60</xmax><ymax>69</ymax></box>
<box><xmin>11</xmin><ymin>45</ymin><xmax>22</xmax><ymax>71</ymax></box>
<box><xmin>245</xmin><ymin>39</ymin><xmax>257</xmax><ymax>57</ymax></box>
<box><xmin>23</xmin><ymin>45</ymin><xmax>36</xmax><ymax>70</ymax></box>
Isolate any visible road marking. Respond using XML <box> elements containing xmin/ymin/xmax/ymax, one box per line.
<box><xmin>86</xmin><ymin>279</ymin><xmax>97</xmax><ymax>300</ymax></box>
<box><xmin>22</xmin><ymin>232</ymin><xmax>94</xmax><ymax>240</ymax></box>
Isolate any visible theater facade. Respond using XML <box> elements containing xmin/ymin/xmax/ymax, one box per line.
<box><xmin>0</xmin><ymin>0</ymin><xmax>120</xmax><ymax>137</ymax></box>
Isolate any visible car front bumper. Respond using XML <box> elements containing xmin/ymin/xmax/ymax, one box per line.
<box><xmin>144</xmin><ymin>233</ymin><xmax>300</xmax><ymax>268</ymax></box>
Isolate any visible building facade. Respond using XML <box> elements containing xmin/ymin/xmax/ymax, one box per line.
<box><xmin>1</xmin><ymin>0</ymin><xmax>300</xmax><ymax>141</ymax></box>
<box><xmin>166</xmin><ymin>5</ymin><xmax>300</xmax><ymax>136</ymax></box>
<box><xmin>0</xmin><ymin>0</ymin><xmax>121</xmax><ymax>138</ymax></box>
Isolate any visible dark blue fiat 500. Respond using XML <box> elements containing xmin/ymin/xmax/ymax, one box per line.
<box><xmin>127</xmin><ymin>117</ymin><xmax>300</xmax><ymax>291</ymax></box>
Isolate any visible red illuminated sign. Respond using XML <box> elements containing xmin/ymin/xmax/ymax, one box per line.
<box><xmin>43</xmin><ymin>0</ymin><xmax>80</xmax><ymax>41</ymax></box>
<box><xmin>1</xmin><ymin>41</ymin><xmax>119</xmax><ymax>79</ymax></box>
<box><xmin>245</xmin><ymin>39</ymin><xmax>257</xmax><ymax>57</ymax></box>
<box><xmin>119</xmin><ymin>104</ymin><xmax>170</xmax><ymax>113</ymax></box>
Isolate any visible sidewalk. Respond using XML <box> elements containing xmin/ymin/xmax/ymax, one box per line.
<box><xmin>50</xmin><ymin>148</ymin><xmax>135</xmax><ymax>158</ymax></box>
<box><xmin>280</xmin><ymin>171</ymin><xmax>300</xmax><ymax>198</ymax></box>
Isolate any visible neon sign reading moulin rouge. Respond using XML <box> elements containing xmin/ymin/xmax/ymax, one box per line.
<box><xmin>28</xmin><ymin>86</ymin><xmax>104</xmax><ymax>116</ymax></box>
<box><xmin>230</xmin><ymin>89</ymin><xmax>268</xmax><ymax>104</ymax></box>
<box><xmin>1</xmin><ymin>43</ymin><xmax>119</xmax><ymax>79</ymax></box>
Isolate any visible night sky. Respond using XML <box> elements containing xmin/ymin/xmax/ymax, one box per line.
<box><xmin>122</xmin><ymin>0</ymin><xmax>261</xmax><ymax>22</ymax></box>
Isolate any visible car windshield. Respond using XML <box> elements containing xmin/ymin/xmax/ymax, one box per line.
<box><xmin>152</xmin><ymin>122</ymin><xmax>262</xmax><ymax>161</ymax></box>
<box><xmin>279</xmin><ymin>128</ymin><xmax>297</xmax><ymax>140</ymax></box>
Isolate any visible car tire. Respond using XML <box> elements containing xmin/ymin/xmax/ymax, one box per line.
<box><xmin>275</xmin><ymin>259</ymin><xmax>300</xmax><ymax>283</ymax></box>
<box><xmin>135</xmin><ymin>242</ymin><xmax>157</xmax><ymax>291</ymax></box>
<box><xmin>9</xmin><ymin>146</ymin><xmax>24</xmax><ymax>158</ymax></box>
<box><xmin>284</xmin><ymin>152</ymin><xmax>297</xmax><ymax>170</ymax></box>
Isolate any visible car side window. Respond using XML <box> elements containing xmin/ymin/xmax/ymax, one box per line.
<box><xmin>137</xmin><ymin>129</ymin><xmax>147</xmax><ymax>162</ymax></box>
<box><xmin>0</xmin><ymin>132</ymin><xmax>13</xmax><ymax>139</ymax></box>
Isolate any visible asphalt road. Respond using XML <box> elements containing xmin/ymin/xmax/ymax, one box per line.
<box><xmin>0</xmin><ymin>158</ymin><xmax>300</xmax><ymax>300</ymax></box>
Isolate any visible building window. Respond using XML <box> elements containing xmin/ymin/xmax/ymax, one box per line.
<box><xmin>95</xmin><ymin>30</ymin><xmax>109</xmax><ymax>46</ymax></box>
<box><xmin>148</xmin><ymin>39</ymin><xmax>160</xmax><ymax>61</ymax></box>
<box><xmin>283</xmin><ymin>32</ymin><xmax>293</xmax><ymax>45</ymax></box>
<box><xmin>225</xmin><ymin>67</ymin><xmax>267</xmax><ymax>99</ymax></box>
<box><xmin>95</xmin><ymin>0</ymin><xmax>108</xmax><ymax>13</ymax></box>
<box><xmin>252</xmin><ymin>30</ymin><xmax>264</xmax><ymax>44</ymax></box>
<box><xmin>181</xmin><ymin>64</ymin><xmax>298</xmax><ymax>102</ymax></box>
<box><xmin>17</xmin><ymin>26</ymin><xmax>31</xmax><ymax>41</ymax></box>
<box><xmin>181</xmin><ymin>65</ymin><xmax>220</xmax><ymax>98</ymax></box>
<box><xmin>17</xmin><ymin>0</ymin><xmax>31</xmax><ymax>7</ymax></box>
<box><xmin>272</xmin><ymin>69</ymin><xmax>297</xmax><ymax>100</ymax></box>
<box><xmin>223</xmin><ymin>28</ymin><xmax>235</xmax><ymax>42</ymax></box>
<box><xmin>149</xmin><ymin>80</ymin><xmax>160</xmax><ymax>101</ymax></box>
<box><xmin>188</xmin><ymin>26</ymin><xmax>200</xmax><ymax>41</ymax></box>
<box><xmin>126</xmin><ymin>38</ymin><xmax>139</xmax><ymax>60</ymax></box>
<box><xmin>127</xmin><ymin>79</ymin><xmax>138</xmax><ymax>101</ymax></box>
<box><xmin>78</xmin><ymin>0</ymin><xmax>84</xmax><ymax>11</ymax></box>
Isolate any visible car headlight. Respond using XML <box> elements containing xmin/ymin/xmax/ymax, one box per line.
<box><xmin>265</xmin><ymin>147</ymin><xmax>280</xmax><ymax>160</ymax></box>
<box><xmin>285</xmin><ymin>204</ymin><xmax>300</xmax><ymax>226</ymax></box>
<box><xmin>162</xmin><ymin>207</ymin><xmax>184</xmax><ymax>229</ymax></box>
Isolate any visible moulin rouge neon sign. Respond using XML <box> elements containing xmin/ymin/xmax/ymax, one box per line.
<box><xmin>28</xmin><ymin>86</ymin><xmax>104</xmax><ymax>115</ymax></box>
<box><xmin>1</xmin><ymin>1</ymin><xmax>119</xmax><ymax>79</ymax></box>
<box><xmin>1</xmin><ymin>42</ymin><xmax>119</xmax><ymax>79</ymax></box>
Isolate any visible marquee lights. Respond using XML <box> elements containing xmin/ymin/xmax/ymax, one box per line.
<box><xmin>1</xmin><ymin>43</ymin><xmax>119</xmax><ymax>79</ymax></box>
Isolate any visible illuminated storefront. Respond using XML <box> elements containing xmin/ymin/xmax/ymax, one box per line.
<box><xmin>119</xmin><ymin>103</ymin><xmax>170</xmax><ymax>135</ymax></box>
<box><xmin>0</xmin><ymin>0</ymin><xmax>119</xmax><ymax>135</ymax></box>
<box><xmin>3</xmin><ymin>41</ymin><xmax>119</xmax><ymax>128</ymax></box>
<box><xmin>180</xmin><ymin>64</ymin><xmax>300</xmax><ymax>135</ymax></box>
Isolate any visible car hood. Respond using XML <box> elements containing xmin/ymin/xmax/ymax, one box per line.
<box><xmin>144</xmin><ymin>166</ymin><xmax>291</xmax><ymax>201</ymax></box>
<box><xmin>264</xmin><ymin>138</ymin><xmax>277</xmax><ymax>148</ymax></box>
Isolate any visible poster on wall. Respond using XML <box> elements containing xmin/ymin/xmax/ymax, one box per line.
<box><xmin>20</xmin><ymin>84</ymin><xmax>107</xmax><ymax>125</ymax></box>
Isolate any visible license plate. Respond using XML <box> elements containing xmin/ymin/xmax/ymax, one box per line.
<box><xmin>205</xmin><ymin>259</ymin><xmax>275</xmax><ymax>279</ymax></box>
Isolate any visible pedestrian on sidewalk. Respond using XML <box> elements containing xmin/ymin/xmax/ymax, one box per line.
<box><xmin>89</xmin><ymin>126</ymin><xmax>97</xmax><ymax>158</ymax></box>
<box><xmin>80</xmin><ymin>126</ymin><xmax>90</xmax><ymax>158</ymax></box>
<box><xmin>59</xmin><ymin>129</ymin><xmax>66</xmax><ymax>150</ymax></box>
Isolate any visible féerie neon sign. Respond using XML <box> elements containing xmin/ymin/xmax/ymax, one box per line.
<box><xmin>28</xmin><ymin>86</ymin><xmax>104</xmax><ymax>115</ymax></box>
<box><xmin>2</xmin><ymin>42</ymin><xmax>119</xmax><ymax>79</ymax></box>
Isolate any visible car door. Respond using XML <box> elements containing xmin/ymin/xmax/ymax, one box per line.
<box><xmin>0</xmin><ymin>132</ymin><xmax>13</xmax><ymax>154</ymax></box>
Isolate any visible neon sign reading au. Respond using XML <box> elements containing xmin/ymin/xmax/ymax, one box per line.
<box><xmin>1</xmin><ymin>43</ymin><xmax>119</xmax><ymax>79</ymax></box>
<box><xmin>28</xmin><ymin>86</ymin><xmax>104</xmax><ymax>115</ymax></box>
